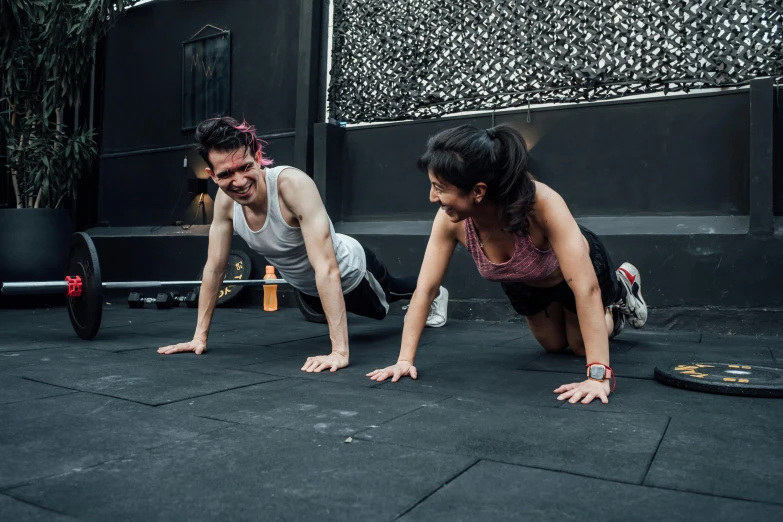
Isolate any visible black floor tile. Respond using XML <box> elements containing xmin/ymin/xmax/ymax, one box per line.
<box><xmin>0</xmin><ymin>348</ymin><xmax>114</xmax><ymax>376</ymax></box>
<box><xmin>13</xmin><ymin>351</ymin><xmax>279</xmax><ymax>406</ymax></box>
<box><xmin>8</xmin><ymin>427</ymin><xmax>474</xmax><ymax>522</ymax></box>
<box><xmin>375</xmin><ymin>366</ymin><xmax>568</xmax><ymax>407</ymax></box>
<box><xmin>0</xmin><ymin>493</ymin><xmax>76</xmax><ymax>521</ymax></box>
<box><xmin>354</xmin><ymin>396</ymin><xmax>669</xmax><ymax>483</ymax></box>
<box><xmin>161</xmin><ymin>379</ymin><xmax>448</xmax><ymax>436</ymax></box>
<box><xmin>0</xmin><ymin>375</ymin><xmax>75</xmax><ymax>405</ymax></box>
<box><xmin>0</xmin><ymin>393</ymin><xmax>224</xmax><ymax>489</ymax></box>
<box><xmin>399</xmin><ymin>460</ymin><xmax>783</xmax><ymax>522</ymax></box>
<box><xmin>645</xmin><ymin>416</ymin><xmax>783</xmax><ymax>504</ymax></box>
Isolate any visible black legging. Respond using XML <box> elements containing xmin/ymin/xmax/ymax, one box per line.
<box><xmin>361</xmin><ymin>244</ymin><xmax>417</xmax><ymax>303</ymax></box>
<box><xmin>297</xmin><ymin>243</ymin><xmax>418</xmax><ymax>319</ymax></box>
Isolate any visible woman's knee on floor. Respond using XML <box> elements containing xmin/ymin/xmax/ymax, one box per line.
<box><xmin>525</xmin><ymin>304</ymin><xmax>568</xmax><ymax>353</ymax></box>
<box><xmin>539</xmin><ymin>335</ymin><xmax>570</xmax><ymax>353</ymax></box>
<box><xmin>564</xmin><ymin>309</ymin><xmax>586</xmax><ymax>356</ymax></box>
<box><xmin>567</xmin><ymin>338</ymin><xmax>586</xmax><ymax>356</ymax></box>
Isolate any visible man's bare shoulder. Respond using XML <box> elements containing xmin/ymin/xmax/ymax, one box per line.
<box><xmin>277</xmin><ymin>167</ymin><xmax>314</xmax><ymax>193</ymax></box>
<box><xmin>213</xmin><ymin>188</ymin><xmax>234</xmax><ymax>222</ymax></box>
<box><xmin>276</xmin><ymin>167</ymin><xmax>320</xmax><ymax>209</ymax></box>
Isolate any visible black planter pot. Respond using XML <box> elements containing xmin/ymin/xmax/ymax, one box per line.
<box><xmin>0</xmin><ymin>208</ymin><xmax>73</xmax><ymax>307</ymax></box>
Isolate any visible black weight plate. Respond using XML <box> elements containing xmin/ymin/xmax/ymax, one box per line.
<box><xmin>654</xmin><ymin>362</ymin><xmax>783</xmax><ymax>398</ymax></box>
<box><xmin>294</xmin><ymin>290</ymin><xmax>327</xmax><ymax>324</ymax></box>
<box><xmin>66</xmin><ymin>232</ymin><xmax>103</xmax><ymax>340</ymax></box>
<box><xmin>196</xmin><ymin>249</ymin><xmax>252</xmax><ymax>307</ymax></box>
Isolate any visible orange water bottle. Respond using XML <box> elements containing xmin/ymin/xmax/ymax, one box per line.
<box><xmin>263</xmin><ymin>266</ymin><xmax>278</xmax><ymax>311</ymax></box>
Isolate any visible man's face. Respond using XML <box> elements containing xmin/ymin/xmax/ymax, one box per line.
<box><xmin>206</xmin><ymin>148</ymin><xmax>263</xmax><ymax>205</ymax></box>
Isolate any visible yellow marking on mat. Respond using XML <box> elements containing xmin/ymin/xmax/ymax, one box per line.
<box><xmin>728</xmin><ymin>365</ymin><xmax>740</xmax><ymax>369</ymax></box>
<box><xmin>738</xmin><ymin>379</ymin><xmax>750</xmax><ymax>383</ymax></box>
<box><xmin>741</xmin><ymin>366</ymin><xmax>752</xmax><ymax>370</ymax></box>
<box><xmin>696</xmin><ymin>364</ymin><xmax>715</xmax><ymax>368</ymax></box>
<box><xmin>691</xmin><ymin>374</ymin><xmax>707</xmax><ymax>379</ymax></box>
<box><xmin>723</xmin><ymin>378</ymin><xmax>737</xmax><ymax>383</ymax></box>
<box><xmin>676</xmin><ymin>365</ymin><xmax>700</xmax><ymax>372</ymax></box>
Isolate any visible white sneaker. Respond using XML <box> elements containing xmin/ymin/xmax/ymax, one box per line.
<box><xmin>403</xmin><ymin>286</ymin><xmax>449</xmax><ymax>328</ymax></box>
<box><xmin>426</xmin><ymin>286</ymin><xmax>448</xmax><ymax>328</ymax></box>
<box><xmin>616</xmin><ymin>262</ymin><xmax>647</xmax><ymax>329</ymax></box>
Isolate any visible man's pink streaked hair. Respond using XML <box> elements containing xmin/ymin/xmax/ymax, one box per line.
<box><xmin>195</xmin><ymin>116</ymin><xmax>274</xmax><ymax>169</ymax></box>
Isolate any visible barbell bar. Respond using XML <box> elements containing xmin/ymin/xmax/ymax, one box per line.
<box><xmin>1</xmin><ymin>278</ymin><xmax>288</xmax><ymax>295</ymax></box>
<box><xmin>1</xmin><ymin>232</ymin><xmax>289</xmax><ymax>340</ymax></box>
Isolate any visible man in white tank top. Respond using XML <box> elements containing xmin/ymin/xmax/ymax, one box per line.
<box><xmin>158</xmin><ymin>117</ymin><xmax>449</xmax><ymax>372</ymax></box>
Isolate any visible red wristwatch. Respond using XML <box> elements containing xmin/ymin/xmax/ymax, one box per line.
<box><xmin>586</xmin><ymin>363</ymin><xmax>616</xmax><ymax>392</ymax></box>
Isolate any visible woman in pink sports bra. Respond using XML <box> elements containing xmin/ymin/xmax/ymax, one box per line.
<box><xmin>368</xmin><ymin>124</ymin><xmax>648</xmax><ymax>405</ymax></box>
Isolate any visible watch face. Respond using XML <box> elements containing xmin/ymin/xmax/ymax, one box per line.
<box><xmin>589</xmin><ymin>365</ymin><xmax>606</xmax><ymax>380</ymax></box>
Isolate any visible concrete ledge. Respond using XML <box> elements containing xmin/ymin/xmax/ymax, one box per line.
<box><xmin>86</xmin><ymin>225</ymin><xmax>212</xmax><ymax>237</ymax></box>
<box><xmin>335</xmin><ymin>216</ymin><xmax>751</xmax><ymax>237</ymax></box>
<box><xmin>87</xmin><ymin>215</ymin><xmax>756</xmax><ymax>239</ymax></box>
<box><xmin>82</xmin><ymin>214</ymin><xmax>782</xmax><ymax>317</ymax></box>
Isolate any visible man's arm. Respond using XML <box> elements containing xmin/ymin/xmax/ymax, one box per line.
<box><xmin>158</xmin><ymin>190</ymin><xmax>233</xmax><ymax>355</ymax></box>
<box><xmin>278</xmin><ymin>169</ymin><xmax>349</xmax><ymax>372</ymax></box>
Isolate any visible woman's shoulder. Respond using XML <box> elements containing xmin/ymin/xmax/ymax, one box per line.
<box><xmin>432</xmin><ymin>208</ymin><xmax>464</xmax><ymax>239</ymax></box>
<box><xmin>529</xmin><ymin>181</ymin><xmax>571</xmax><ymax>228</ymax></box>
<box><xmin>531</xmin><ymin>179</ymin><xmax>552</xmax><ymax>195</ymax></box>
<box><xmin>531</xmin><ymin>181</ymin><xmax>562</xmax><ymax>209</ymax></box>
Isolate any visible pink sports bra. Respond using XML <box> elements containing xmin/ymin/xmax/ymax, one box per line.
<box><xmin>463</xmin><ymin>218</ymin><xmax>559</xmax><ymax>283</ymax></box>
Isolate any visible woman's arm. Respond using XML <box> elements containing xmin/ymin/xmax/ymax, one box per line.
<box><xmin>535</xmin><ymin>185</ymin><xmax>612</xmax><ymax>404</ymax></box>
<box><xmin>367</xmin><ymin>209</ymin><xmax>458</xmax><ymax>382</ymax></box>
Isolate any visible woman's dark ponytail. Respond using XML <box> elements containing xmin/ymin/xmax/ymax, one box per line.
<box><xmin>488</xmin><ymin>125</ymin><xmax>535</xmax><ymax>233</ymax></box>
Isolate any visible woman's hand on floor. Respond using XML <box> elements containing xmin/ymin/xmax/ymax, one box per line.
<box><xmin>554</xmin><ymin>378</ymin><xmax>611</xmax><ymax>404</ymax></box>
<box><xmin>367</xmin><ymin>361</ymin><xmax>417</xmax><ymax>382</ymax></box>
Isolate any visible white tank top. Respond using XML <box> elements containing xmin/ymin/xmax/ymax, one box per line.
<box><xmin>232</xmin><ymin>166</ymin><xmax>365</xmax><ymax>296</ymax></box>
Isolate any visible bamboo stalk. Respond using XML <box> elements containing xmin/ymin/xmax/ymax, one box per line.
<box><xmin>9</xmin><ymin>107</ymin><xmax>22</xmax><ymax>207</ymax></box>
<box><xmin>11</xmin><ymin>174</ymin><xmax>22</xmax><ymax>208</ymax></box>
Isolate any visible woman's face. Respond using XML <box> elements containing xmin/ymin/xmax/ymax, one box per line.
<box><xmin>428</xmin><ymin>171</ymin><xmax>478</xmax><ymax>223</ymax></box>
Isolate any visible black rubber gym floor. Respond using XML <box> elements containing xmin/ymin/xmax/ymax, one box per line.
<box><xmin>1</xmin><ymin>305</ymin><xmax>782</xmax><ymax>521</ymax></box>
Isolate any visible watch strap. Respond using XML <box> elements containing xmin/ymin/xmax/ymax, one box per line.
<box><xmin>586</xmin><ymin>363</ymin><xmax>616</xmax><ymax>393</ymax></box>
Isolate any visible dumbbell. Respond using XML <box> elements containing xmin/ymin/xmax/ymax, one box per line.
<box><xmin>170</xmin><ymin>291</ymin><xmax>199</xmax><ymax>308</ymax></box>
<box><xmin>128</xmin><ymin>292</ymin><xmax>154</xmax><ymax>308</ymax></box>
<box><xmin>154</xmin><ymin>292</ymin><xmax>176</xmax><ymax>310</ymax></box>
<box><xmin>128</xmin><ymin>292</ymin><xmax>176</xmax><ymax>309</ymax></box>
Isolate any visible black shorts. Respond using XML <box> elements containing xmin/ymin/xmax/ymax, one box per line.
<box><xmin>297</xmin><ymin>243</ymin><xmax>417</xmax><ymax>320</ymax></box>
<box><xmin>500</xmin><ymin>226</ymin><xmax>621</xmax><ymax>317</ymax></box>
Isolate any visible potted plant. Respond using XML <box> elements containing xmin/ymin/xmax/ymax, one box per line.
<box><xmin>0</xmin><ymin>0</ymin><xmax>140</xmax><ymax>287</ymax></box>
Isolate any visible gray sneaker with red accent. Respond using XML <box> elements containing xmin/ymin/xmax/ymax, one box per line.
<box><xmin>616</xmin><ymin>262</ymin><xmax>647</xmax><ymax>329</ymax></box>
<box><xmin>609</xmin><ymin>305</ymin><xmax>626</xmax><ymax>339</ymax></box>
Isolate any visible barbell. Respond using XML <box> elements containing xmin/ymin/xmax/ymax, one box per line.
<box><xmin>1</xmin><ymin>232</ymin><xmax>288</xmax><ymax>340</ymax></box>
